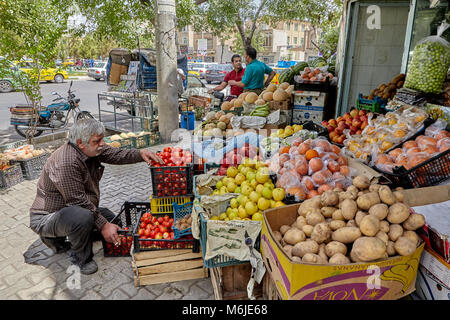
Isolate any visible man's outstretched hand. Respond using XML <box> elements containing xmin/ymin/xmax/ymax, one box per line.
<box><xmin>101</xmin><ymin>222</ymin><xmax>120</xmax><ymax>244</ymax></box>
<box><xmin>140</xmin><ymin>149</ymin><xmax>165</xmax><ymax>165</ymax></box>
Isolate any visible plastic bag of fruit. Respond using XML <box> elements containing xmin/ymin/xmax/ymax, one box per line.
<box><xmin>404</xmin><ymin>22</ymin><xmax>450</xmax><ymax>94</ymax></box>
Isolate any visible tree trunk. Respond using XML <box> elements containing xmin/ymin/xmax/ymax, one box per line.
<box><xmin>155</xmin><ymin>0</ymin><xmax>179</xmax><ymax>143</ymax></box>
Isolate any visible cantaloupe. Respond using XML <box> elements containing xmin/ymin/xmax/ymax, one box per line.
<box><xmin>255</xmin><ymin>99</ymin><xmax>266</xmax><ymax>105</ymax></box>
<box><xmin>245</xmin><ymin>92</ymin><xmax>259</xmax><ymax>104</ymax></box>
<box><xmin>267</xmin><ymin>83</ymin><xmax>277</xmax><ymax>92</ymax></box>
<box><xmin>219</xmin><ymin>115</ymin><xmax>229</xmax><ymax>124</ymax></box>
<box><xmin>230</xmin><ymin>98</ymin><xmax>237</xmax><ymax>107</ymax></box>
<box><xmin>205</xmin><ymin>111</ymin><xmax>216</xmax><ymax>121</ymax></box>
<box><xmin>217</xmin><ymin>121</ymin><xmax>227</xmax><ymax>130</ymax></box>
<box><xmin>286</xmin><ymin>85</ymin><xmax>294</xmax><ymax>95</ymax></box>
<box><xmin>239</xmin><ymin>92</ymin><xmax>248</xmax><ymax>100</ymax></box>
<box><xmin>221</xmin><ymin>102</ymin><xmax>232</xmax><ymax>111</ymax></box>
<box><xmin>215</xmin><ymin>111</ymin><xmax>225</xmax><ymax>119</ymax></box>
<box><xmin>279</xmin><ymin>82</ymin><xmax>290</xmax><ymax>90</ymax></box>
<box><xmin>273</xmin><ymin>88</ymin><xmax>288</xmax><ymax>101</ymax></box>
<box><xmin>262</xmin><ymin>91</ymin><xmax>274</xmax><ymax>102</ymax></box>
<box><xmin>234</xmin><ymin>98</ymin><xmax>244</xmax><ymax>108</ymax></box>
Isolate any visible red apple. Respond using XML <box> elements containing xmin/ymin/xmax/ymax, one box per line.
<box><xmin>343</xmin><ymin>113</ymin><xmax>351</xmax><ymax>121</ymax></box>
<box><xmin>360</xmin><ymin>115</ymin><xmax>367</xmax><ymax>123</ymax></box>
<box><xmin>329</xmin><ymin>119</ymin><xmax>337</xmax><ymax>127</ymax></box>
<box><xmin>337</xmin><ymin>136</ymin><xmax>345</xmax><ymax>144</ymax></box>
<box><xmin>329</xmin><ymin>131</ymin><xmax>338</xmax><ymax>139</ymax></box>
<box><xmin>345</xmin><ymin>119</ymin><xmax>353</xmax><ymax>127</ymax></box>
<box><xmin>336</xmin><ymin>116</ymin><xmax>343</xmax><ymax>122</ymax></box>
<box><xmin>155</xmin><ymin>232</ymin><xmax>163</xmax><ymax>240</ymax></box>
<box><xmin>327</xmin><ymin>125</ymin><xmax>334</xmax><ymax>133</ymax></box>
<box><xmin>358</xmin><ymin>109</ymin><xmax>366</xmax><ymax>116</ymax></box>
<box><xmin>352</xmin><ymin>119</ymin><xmax>362</xmax><ymax>128</ymax></box>
<box><xmin>322</xmin><ymin>120</ymin><xmax>329</xmax><ymax>127</ymax></box>
<box><xmin>353</xmin><ymin>115</ymin><xmax>361</xmax><ymax>122</ymax></box>
<box><xmin>335</xmin><ymin>127</ymin><xmax>344</xmax><ymax>135</ymax></box>
<box><xmin>356</xmin><ymin>130</ymin><xmax>362</xmax><ymax>135</ymax></box>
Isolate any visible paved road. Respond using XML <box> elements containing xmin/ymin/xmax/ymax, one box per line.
<box><xmin>0</xmin><ymin>78</ymin><xmax>216</xmax><ymax>145</ymax></box>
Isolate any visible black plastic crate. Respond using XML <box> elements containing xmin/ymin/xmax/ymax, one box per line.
<box><xmin>149</xmin><ymin>164</ymin><xmax>194</xmax><ymax>197</ymax></box>
<box><xmin>373</xmin><ymin>148</ymin><xmax>450</xmax><ymax>189</ymax></box>
<box><xmin>132</xmin><ymin>210</ymin><xmax>199</xmax><ymax>253</ymax></box>
<box><xmin>301</xmin><ymin>120</ymin><xmax>328</xmax><ymax>137</ymax></box>
<box><xmin>10</xmin><ymin>153</ymin><xmax>49</xmax><ymax>180</ymax></box>
<box><xmin>0</xmin><ymin>164</ymin><xmax>24</xmax><ymax>190</ymax></box>
<box><xmin>294</xmin><ymin>76</ymin><xmax>331</xmax><ymax>92</ymax></box>
<box><xmin>101</xmin><ymin>201</ymin><xmax>150</xmax><ymax>257</ymax></box>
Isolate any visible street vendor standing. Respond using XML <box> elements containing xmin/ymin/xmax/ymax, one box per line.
<box><xmin>29</xmin><ymin>119</ymin><xmax>164</xmax><ymax>275</ymax></box>
<box><xmin>208</xmin><ymin>54</ymin><xmax>245</xmax><ymax>98</ymax></box>
<box><xmin>228</xmin><ymin>46</ymin><xmax>276</xmax><ymax>96</ymax></box>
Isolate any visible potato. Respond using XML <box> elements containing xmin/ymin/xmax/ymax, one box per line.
<box><xmin>306</xmin><ymin>210</ymin><xmax>325</xmax><ymax>226</ymax></box>
<box><xmin>350</xmin><ymin>250</ymin><xmax>363</xmax><ymax>263</ymax></box>
<box><xmin>378</xmin><ymin>186</ymin><xmax>396</xmax><ymax>205</ymax></box>
<box><xmin>387</xmin><ymin>203</ymin><xmax>410</xmax><ymax>224</ymax></box>
<box><xmin>332</xmin><ymin>209</ymin><xmax>345</xmax><ymax>221</ymax></box>
<box><xmin>291</xmin><ymin>221</ymin><xmax>298</xmax><ymax>229</ymax></box>
<box><xmin>283</xmin><ymin>228</ymin><xmax>306</xmax><ymax>245</ymax></box>
<box><xmin>298</xmin><ymin>197</ymin><xmax>322</xmax><ymax>216</ymax></box>
<box><xmin>296</xmin><ymin>216</ymin><xmax>307</xmax><ymax>229</ymax></box>
<box><xmin>302</xmin><ymin>225</ymin><xmax>314</xmax><ymax>237</ymax></box>
<box><xmin>347</xmin><ymin>185</ymin><xmax>359</xmax><ymax>195</ymax></box>
<box><xmin>330</xmin><ymin>220</ymin><xmax>347</xmax><ymax>231</ymax></box>
<box><xmin>311</xmin><ymin>223</ymin><xmax>332</xmax><ymax>244</ymax></box>
<box><xmin>402</xmin><ymin>213</ymin><xmax>425</xmax><ymax>231</ymax></box>
<box><xmin>321</xmin><ymin>207</ymin><xmax>337</xmax><ymax>218</ymax></box>
<box><xmin>318</xmin><ymin>244</ymin><xmax>329</xmax><ymax>263</ymax></box>
<box><xmin>379</xmin><ymin>220</ymin><xmax>390</xmax><ymax>233</ymax></box>
<box><xmin>369</xmin><ymin>184</ymin><xmax>382</xmax><ymax>193</ymax></box>
<box><xmin>351</xmin><ymin>237</ymin><xmax>387</xmax><ymax>262</ymax></box>
<box><xmin>333</xmin><ymin>187</ymin><xmax>344</xmax><ymax>193</ymax></box>
<box><xmin>273</xmin><ymin>231</ymin><xmax>282</xmax><ymax>243</ymax></box>
<box><xmin>368</xmin><ymin>203</ymin><xmax>389</xmax><ymax>221</ymax></box>
<box><xmin>321</xmin><ymin>190</ymin><xmax>339</xmax><ymax>207</ymax></box>
<box><xmin>394</xmin><ymin>237</ymin><xmax>417</xmax><ymax>256</ymax></box>
<box><xmin>388</xmin><ymin>224</ymin><xmax>404</xmax><ymax>242</ymax></box>
<box><xmin>280</xmin><ymin>225</ymin><xmax>291</xmax><ymax>235</ymax></box>
<box><xmin>291</xmin><ymin>240</ymin><xmax>319</xmax><ymax>258</ymax></box>
<box><xmin>325</xmin><ymin>241</ymin><xmax>347</xmax><ymax>257</ymax></box>
<box><xmin>291</xmin><ymin>256</ymin><xmax>302</xmax><ymax>263</ymax></box>
<box><xmin>403</xmin><ymin>231</ymin><xmax>420</xmax><ymax>246</ymax></box>
<box><xmin>341</xmin><ymin>199</ymin><xmax>358</xmax><ymax>220</ymax></box>
<box><xmin>359</xmin><ymin>215</ymin><xmax>380</xmax><ymax>236</ymax></box>
<box><xmin>357</xmin><ymin>192</ymin><xmax>380</xmax><ymax>211</ymax></box>
<box><xmin>332</xmin><ymin>227</ymin><xmax>362</xmax><ymax>244</ymax></box>
<box><xmin>355</xmin><ymin>211</ymin><xmax>367</xmax><ymax>226</ymax></box>
<box><xmin>376</xmin><ymin>230</ymin><xmax>389</xmax><ymax>246</ymax></box>
<box><xmin>302</xmin><ymin>253</ymin><xmax>327</xmax><ymax>264</ymax></box>
<box><xmin>387</xmin><ymin>241</ymin><xmax>396</xmax><ymax>256</ymax></box>
<box><xmin>393</xmin><ymin>190</ymin><xmax>404</xmax><ymax>202</ymax></box>
<box><xmin>338</xmin><ymin>191</ymin><xmax>357</xmax><ymax>202</ymax></box>
<box><xmin>347</xmin><ymin>220</ymin><xmax>357</xmax><ymax>227</ymax></box>
<box><xmin>353</xmin><ymin>175</ymin><xmax>370</xmax><ymax>190</ymax></box>
<box><xmin>329</xmin><ymin>253</ymin><xmax>351</xmax><ymax>264</ymax></box>
<box><xmin>283</xmin><ymin>245</ymin><xmax>293</xmax><ymax>257</ymax></box>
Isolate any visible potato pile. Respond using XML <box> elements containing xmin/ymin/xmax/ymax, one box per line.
<box><xmin>174</xmin><ymin>213</ymin><xmax>192</xmax><ymax>231</ymax></box>
<box><xmin>274</xmin><ymin>175</ymin><xmax>425</xmax><ymax>264</ymax></box>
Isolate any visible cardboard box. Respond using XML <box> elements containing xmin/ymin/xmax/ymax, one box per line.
<box><xmin>269</xmin><ymin>100</ymin><xmax>293</xmax><ymax>111</ymax></box>
<box><xmin>292</xmin><ymin>91</ymin><xmax>327</xmax><ymax>124</ymax></box>
<box><xmin>419</xmin><ymin>246</ymin><xmax>449</xmax><ymax>289</ymax></box>
<box><xmin>402</xmin><ymin>185</ymin><xmax>450</xmax><ymax>263</ymax></box>
<box><xmin>415</xmin><ymin>265</ymin><xmax>450</xmax><ymax>300</ymax></box>
<box><xmin>261</xmin><ymin>204</ymin><xmax>425</xmax><ymax>300</ymax></box>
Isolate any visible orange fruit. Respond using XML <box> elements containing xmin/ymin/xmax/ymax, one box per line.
<box><xmin>327</xmin><ymin>160</ymin><xmax>340</xmax><ymax>173</ymax></box>
<box><xmin>298</xmin><ymin>143</ymin><xmax>310</xmax><ymax>155</ymax></box>
<box><xmin>295</xmin><ymin>162</ymin><xmax>309</xmax><ymax>176</ymax></box>
<box><xmin>305</xmin><ymin>149</ymin><xmax>319</xmax><ymax>160</ymax></box>
<box><xmin>435</xmin><ymin>130</ymin><xmax>450</xmax><ymax>140</ymax></box>
<box><xmin>331</xmin><ymin>145</ymin><xmax>341</xmax><ymax>155</ymax></box>
<box><xmin>403</xmin><ymin>141</ymin><xmax>418</xmax><ymax>150</ymax></box>
<box><xmin>340</xmin><ymin>165</ymin><xmax>350</xmax><ymax>176</ymax></box>
<box><xmin>388</xmin><ymin>148</ymin><xmax>403</xmax><ymax>160</ymax></box>
<box><xmin>336</xmin><ymin>156</ymin><xmax>348</xmax><ymax>166</ymax></box>
<box><xmin>406</xmin><ymin>147</ymin><xmax>421</xmax><ymax>156</ymax></box>
<box><xmin>376</xmin><ymin>154</ymin><xmax>394</xmax><ymax>165</ymax></box>
<box><xmin>395</xmin><ymin>154</ymin><xmax>408</xmax><ymax>167</ymax></box>
<box><xmin>279</xmin><ymin>146</ymin><xmax>290</xmax><ymax>154</ymax></box>
<box><xmin>315</xmin><ymin>140</ymin><xmax>332</xmax><ymax>152</ymax></box>
<box><xmin>422</xmin><ymin>145</ymin><xmax>439</xmax><ymax>155</ymax></box>
<box><xmin>317</xmin><ymin>184</ymin><xmax>332</xmax><ymax>195</ymax></box>
<box><xmin>406</xmin><ymin>154</ymin><xmax>430</xmax><ymax>170</ymax></box>
<box><xmin>302</xmin><ymin>176</ymin><xmax>315</xmax><ymax>190</ymax></box>
<box><xmin>418</xmin><ymin>136</ymin><xmax>437</xmax><ymax>148</ymax></box>
<box><xmin>309</xmin><ymin>158</ymin><xmax>324</xmax><ymax>172</ymax></box>
<box><xmin>312</xmin><ymin>171</ymin><xmax>326</xmax><ymax>185</ymax></box>
<box><xmin>306</xmin><ymin>189</ymin><xmax>319</xmax><ymax>199</ymax></box>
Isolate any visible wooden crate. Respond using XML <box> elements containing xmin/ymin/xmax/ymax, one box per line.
<box><xmin>269</xmin><ymin>99</ymin><xmax>293</xmax><ymax>111</ymax></box>
<box><xmin>210</xmin><ymin>263</ymin><xmax>264</xmax><ymax>300</ymax></box>
<box><xmin>132</xmin><ymin>249</ymin><xmax>208</xmax><ymax>287</ymax></box>
<box><xmin>262</xmin><ymin>274</ymin><xmax>281</xmax><ymax>300</ymax></box>
<box><xmin>188</xmin><ymin>95</ymin><xmax>211</xmax><ymax>108</ymax></box>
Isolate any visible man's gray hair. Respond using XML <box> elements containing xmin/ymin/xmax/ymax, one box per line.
<box><xmin>69</xmin><ymin>119</ymin><xmax>105</xmax><ymax>145</ymax></box>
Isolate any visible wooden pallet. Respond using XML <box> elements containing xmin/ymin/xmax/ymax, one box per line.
<box><xmin>132</xmin><ymin>249</ymin><xmax>208</xmax><ymax>287</ymax></box>
<box><xmin>262</xmin><ymin>273</ymin><xmax>281</xmax><ymax>300</ymax></box>
<box><xmin>210</xmin><ymin>263</ymin><xmax>264</xmax><ymax>300</ymax></box>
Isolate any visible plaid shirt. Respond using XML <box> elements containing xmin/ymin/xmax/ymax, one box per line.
<box><xmin>30</xmin><ymin>142</ymin><xmax>143</xmax><ymax>230</ymax></box>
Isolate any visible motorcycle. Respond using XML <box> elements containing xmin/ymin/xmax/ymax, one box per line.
<box><xmin>211</xmin><ymin>91</ymin><xmax>237</xmax><ymax>110</ymax></box>
<box><xmin>11</xmin><ymin>81</ymin><xmax>93</xmax><ymax>138</ymax></box>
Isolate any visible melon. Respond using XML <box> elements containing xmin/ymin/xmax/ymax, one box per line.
<box><xmin>255</xmin><ymin>99</ymin><xmax>266</xmax><ymax>105</ymax></box>
<box><xmin>279</xmin><ymin>82</ymin><xmax>290</xmax><ymax>90</ymax></box>
<box><xmin>234</xmin><ymin>98</ymin><xmax>244</xmax><ymax>108</ymax></box>
<box><xmin>262</xmin><ymin>91</ymin><xmax>274</xmax><ymax>102</ymax></box>
<box><xmin>217</xmin><ymin>121</ymin><xmax>227</xmax><ymax>130</ymax></box>
<box><xmin>205</xmin><ymin>111</ymin><xmax>216</xmax><ymax>121</ymax></box>
<box><xmin>216</xmin><ymin>111</ymin><xmax>225</xmax><ymax>119</ymax></box>
<box><xmin>230</xmin><ymin>98</ymin><xmax>237</xmax><ymax>107</ymax></box>
<box><xmin>267</xmin><ymin>83</ymin><xmax>277</xmax><ymax>92</ymax></box>
<box><xmin>211</xmin><ymin>128</ymin><xmax>223</xmax><ymax>137</ymax></box>
<box><xmin>221</xmin><ymin>102</ymin><xmax>232</xmax><ymax>111</ymax></box>
<box><xmin>273</xmin><ymin>88</ymin><xmax>288</xmax><ymax>101</ymax></box>
<box><xmin>205</xmin><ymin>123</ymin><xmax>216</xmax><ymax>130</ymax></box>
<box><xmin>219</xmin><ymin>115</ymin><xmax>229</xmax><ymax>124</ymax></box>
<box><xmin>239</xmin><ymin>92</ymin><xmax>248</xmax><ymax>100</ymax></box>
<box><xmin>245</xmin><ymin>92</ymin><xmax>259</xmax><ymax>104</ymax></box>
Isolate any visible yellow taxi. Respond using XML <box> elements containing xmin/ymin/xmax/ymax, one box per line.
<box><xmin>15</xmin><ymin>60</ymin><xmax>69</xmax><ymax>83</ymax></box>
<box><xmin>62</xmin><ymin>59</ymin><xmax>75</xmax><ymax>67</ymax></box>
<box><xmin>188</xmin><ymin>70</ymin><xmax>200</xmax><ymax>77</ymax></box>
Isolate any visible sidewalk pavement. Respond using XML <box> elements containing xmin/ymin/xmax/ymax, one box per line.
<box><xmin>0</xmin><ymin>142</ymin><xmax>214</xmax><ymax>300</ymax></box>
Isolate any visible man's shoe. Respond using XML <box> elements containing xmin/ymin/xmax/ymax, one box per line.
<box><xmin>79</xmin><ymin>260</ymin><xmax>98</xmax><ymax>275</ymax></box>
<box><xmin>40</xmin><ymin>236</ymin><xmax>71</xmax><ymax>254</ymax></box>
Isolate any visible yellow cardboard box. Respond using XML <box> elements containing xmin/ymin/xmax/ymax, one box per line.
<box><xmin>261</xmin><ymin>203</ymin><xmax>425</xmax><ymax>300</ymax></box>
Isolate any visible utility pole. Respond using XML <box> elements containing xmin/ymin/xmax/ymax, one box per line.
<box><xmin>155</xmin><ymin>0</ymin><xmax>179</xmax><ymax>143</ymax></box>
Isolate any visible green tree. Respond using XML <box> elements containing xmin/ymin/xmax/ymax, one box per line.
<box><xmin>0</xmin><ymin>0</ymin><xmax>71</xmax><ymax>140</ymax></box>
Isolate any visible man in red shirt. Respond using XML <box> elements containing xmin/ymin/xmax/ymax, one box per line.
<box><xmin>208</xmin><ymin>54</ymin><xmax>245</xmax><ymax>98</ymax></box>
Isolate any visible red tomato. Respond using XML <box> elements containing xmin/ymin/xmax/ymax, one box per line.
<box><xmin>162</xmin><ymin>232</ymin><xmax>170</xmax><ymax>239</ymax></box>
<box><xmin>157</xmin><ymin>217</ymin><xmax>164</xmax><ymax>224</ymax></box>
<box><xmin>144</xmin><ymin>229</ymin><xmax>152</xmax><ymax>237</ymax></box>
<box><xmin>149</xmin><ymin>230</ymin><xmax>156</xmax><ymax>239</ymax></box>
<box><xmin>138</xmin><ymin>229</ymin><xmax>145</xmax><ymax>237</ymax></box>
<box><xmin>163</xmin><ymin>147</ymin><xmax>172</xmax><ymax>153</ymax></box>
<box><xmin>169</xmin><ymin>218</ymin><xmax>174</xmax><ymax>225</ymax></box>
<box><xmin>142</xmin><ymin>212</ymin><xmax>150</xmax><ymax>220</ymax></box>
<box><xmin>159</xmin><ymin>225</ymin><xmax>168</xmax><ymax>233</ymax></box>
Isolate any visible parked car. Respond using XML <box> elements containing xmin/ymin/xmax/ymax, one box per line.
<box><xmin>16</xmin><ymin>60</ymin><xmax>68</xmax><ymax>83</ymax></box>
<box><xmin>88</xmin><ymin>61</ymin><xmax>107</xmax><ymax>81</ymax></box>
<box><xmin>205</xmin><ymin>64</ymin><xmax>233</xmax><ymax>84</ymax></box>
<box><xmin>189</xmin><ymin>62</ymin><xmax>217</xmax><ymax>78</ymax></box>
<box><xmin>0</xmin><ymin>58</ymin><xmax>21</xmax><ymax>93</ymax></box>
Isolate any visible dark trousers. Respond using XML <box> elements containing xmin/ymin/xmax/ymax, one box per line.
<box><xmin>38</xmin><ymin>206</ymin><xmax>116</xmax><ymax>264</ymax></box>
